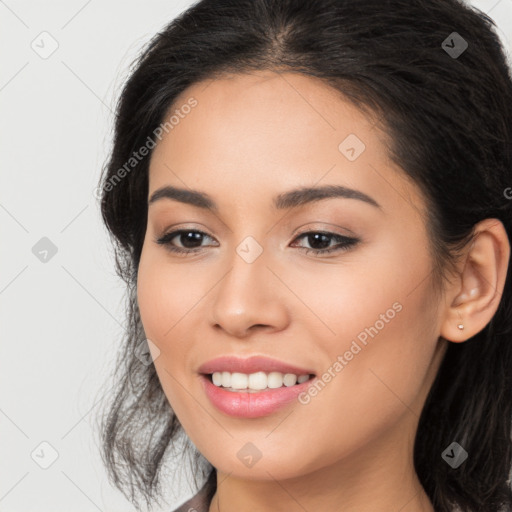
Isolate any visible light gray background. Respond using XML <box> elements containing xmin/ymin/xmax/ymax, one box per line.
<box><xmin>1</xmin><ymin>1</ymin><xmax>511</xmax><ymax>511</ymax></box>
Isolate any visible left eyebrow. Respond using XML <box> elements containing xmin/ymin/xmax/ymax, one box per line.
<box><xmin>148</xmin><ymin>184</ymin><xmax>382</xmax><ymax>211</ymax></box>
<box><xmin>273</xmin><ymin>184</ymin><xmax>381</xmax><ymax>210</ymax></box>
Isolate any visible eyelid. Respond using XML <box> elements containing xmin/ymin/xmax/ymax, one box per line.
<box><xmin>154</xmin><ymin>227</ymin><xmax>216</xmax><ymax>245</ymax></box>
<box><xmin>291</xmin><ymin>221</ymin><xmax>358</xmax><ymax>238</ymax></box>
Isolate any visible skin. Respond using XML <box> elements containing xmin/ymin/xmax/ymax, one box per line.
<box><xmin>136</xmin><ymin>70</ymin><xmax>510</xmax><ymax>512</ymax></box>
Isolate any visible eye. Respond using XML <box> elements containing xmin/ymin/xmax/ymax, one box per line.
<box><xmin>155</xmin><ymin>229</ymin><xmax>217</xmax><ymax>255</ymax></box>
<box><xmin>155</xmin><ymin>229</ymin><xmax>360</xmax><ymax>256</ymax></box>
<box><xmin>290</xmin><ymin>231</ymin><xmax>359</xmax><ymax>255</ymax></box>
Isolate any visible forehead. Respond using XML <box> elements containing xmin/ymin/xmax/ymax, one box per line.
<box><xmin>153</xmin><ymin>70</ymin><xmax>376</xmax><ymax>161</ymax></box>
<box><xmin>147</xmin><ymin>70</ymin><xmax>423</xmax><ymax>217</ymax></box>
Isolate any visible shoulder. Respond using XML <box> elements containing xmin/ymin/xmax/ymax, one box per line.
<box><xmin>170</xmin><ymin>492</ymin><xmax>209</xmax><ymax>512</ymax></box>
<box><xmin>170</xmin><ymin>477</ymin><xmax>213</xmax><ymax>512</ymax></box>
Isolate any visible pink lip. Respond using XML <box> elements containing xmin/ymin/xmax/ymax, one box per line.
<box><xmin>197</xmin><ymin>355</ymin><xmax>315</xmax><ymax>376</ymax></box>
<box><xmin>199</xmin><ymin>373</ymin><xmax>316</xmax><ymax>418</ymax></box>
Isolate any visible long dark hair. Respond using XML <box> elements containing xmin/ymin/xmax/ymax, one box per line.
<box><xmin>96</xmin><ymin>1</ymin><xmax>512</xmax><ymax>510</ymax></box>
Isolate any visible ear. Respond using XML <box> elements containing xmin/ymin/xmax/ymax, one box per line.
<box><xmin>440</xmin><ymin>218</ymin><xmax>510</xmax><ymax>343</ymax></box>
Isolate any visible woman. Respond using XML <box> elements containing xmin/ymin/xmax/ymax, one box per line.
<box><xmin>96</xmin><ymin>0</ymin><xmax>512</xmax><ymax>511</ymax></box>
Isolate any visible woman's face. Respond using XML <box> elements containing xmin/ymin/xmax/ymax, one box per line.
<box><xmin>137</xmin><ymin>71</ymin><xmax>448</xmax><ymax>481</ymax></box>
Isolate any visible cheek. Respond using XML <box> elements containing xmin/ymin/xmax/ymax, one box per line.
<box><xmin>136</xmin><ymin>247</ymin><xmax>194</xmax><ymax>345</ymax></box>
<box><xmin>136</xmin><ymin>248</ymin><xmax>188</xmax><ymax>391</ymax></box>
<box><xmin>136</xmin><ymin>250</ymin><xmax>193</xmax><ymax>417</ymax></box>
<box><xmin>136</xmin><ymin>255</ymin><xmax>165</xmax><ymax>340</ymax></box>
<box><xmin>282</xmin><ymin>230</ymin><xmax>428</xmax><ymax>343</ymax></box>
<box><xmin>279</xmin><ymin>290</ymin><xmax>438</xmax><ymax>477</ymax></box>
<box><xmin>136</xmin><ymin>246</ymin><xmax>208</xmax><ymax>386</ymax></box>
<box><xmin>288</xmin><ymin>233</ymin><xmax>437</xmax><ymax>425</ymax></box>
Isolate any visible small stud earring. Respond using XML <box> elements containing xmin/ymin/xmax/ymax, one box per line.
<box><xmin>457</xmin><ymin>323</ymin><xmax>464</xmax><ymax>330</ymax></box>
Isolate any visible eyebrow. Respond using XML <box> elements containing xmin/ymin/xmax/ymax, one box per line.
<box><xmin>148</xmin><ymin>184</ymin><xmax>381</xmax><ymax>211</ymax></box>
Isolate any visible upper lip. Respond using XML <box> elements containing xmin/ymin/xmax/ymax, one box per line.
<box><xmin>198</xmin><ymin>355</ymin><xmax>315</xmax><ymax>376</ymax></box>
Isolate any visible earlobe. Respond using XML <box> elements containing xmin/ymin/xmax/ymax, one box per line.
<box><xmin>439</xmin><ymin>219</ymin><xmax>510</xmax><ymax>343</ymax></box>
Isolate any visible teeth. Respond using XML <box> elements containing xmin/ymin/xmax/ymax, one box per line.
<box><xmin>221</xmin><ymin>371</ymin><xmax>231</xmax><ymax>388</ymax></box>
<box><xmin>210</xmin><ymin>371</ymin><xmax>311</xmax><ymax>391</ymax></box>
<box><xmin>231</xmin><ymin>372</ymin><xmax>248</xmax><ymax>389</ymax></box>
<box><xmin>249</xmin><ymin>371</ymin><xmax>267</xmax><ymax>390</ymax></box>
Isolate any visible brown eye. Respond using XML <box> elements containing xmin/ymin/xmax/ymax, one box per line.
<box><xmin>290</xmin><ymin>231</ymin><xmax>360</xmax><ymax>255</ymax></box>
<box><xmin>155</xmin><ymin>229</ymin><xmax>216</xmax><ymax>254</ymax></box>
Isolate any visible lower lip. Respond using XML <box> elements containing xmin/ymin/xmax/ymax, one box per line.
<box><xmin>200</xmin><ymin>374</ymin><xmax>316</xmax><ymax>418</ymax></box>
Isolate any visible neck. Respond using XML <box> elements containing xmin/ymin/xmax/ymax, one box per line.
<box><xmin>208</xmin><ymin>414</ymin><xmax>435</xmax><ymax>512</ymax></box>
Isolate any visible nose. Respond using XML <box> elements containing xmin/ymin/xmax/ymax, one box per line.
<box><xmin>209</xmin><ymin>246</ymin><xmax>290</xmax><ymax>339</ymax></box>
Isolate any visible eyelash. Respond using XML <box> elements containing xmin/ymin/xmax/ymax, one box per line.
<box><xmin>155</xmin><ymin>229</ymin><xmax>359</xmax><ymax>256</ymax></box>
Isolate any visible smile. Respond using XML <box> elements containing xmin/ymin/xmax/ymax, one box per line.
<box><xmin>200</xmin><ymin>372</ymin><xmax>317</xmax><ymax>418</ymax></box>
<box><xmin>209</xmin><ymin>370</ymin><xmax>312</xmax><ymax>391</ymax></box>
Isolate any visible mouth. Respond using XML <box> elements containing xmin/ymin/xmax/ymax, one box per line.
<box><xmin>199</xmin><ymin>371</ymin><xmax>317</xmax><ymax>418</ymax></box>
<box><xmin>197</xmin><ymin>355</ymin><xmax>317</xmax><ymax>417</ymax></box>
<box><xmin>202</xmin><ymin>371</ymin><xmax>316</xmax><ymax>393</ymax></box>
